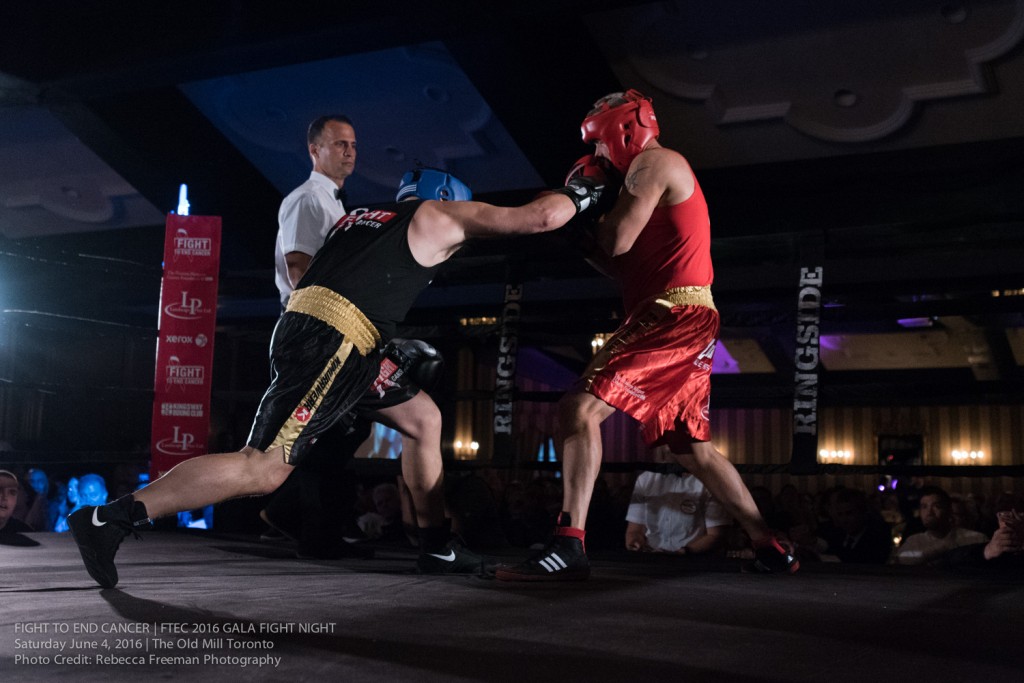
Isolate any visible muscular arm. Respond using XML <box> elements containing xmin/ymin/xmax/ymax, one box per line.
<box><xmin>407</xmin><ymin>193</ymin><xmax>579</xmax><ymax>267</ymax></box>
<box><xmin>596</xmin><ymin>148</ymin><xmax>695</xmax><ymax>257</ymax></box>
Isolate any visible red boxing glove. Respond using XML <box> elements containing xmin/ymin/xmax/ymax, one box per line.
<box><xmin>565</xmin><ymin>154</ymin><xmax>612</xmax><ymax>186</ymax></box>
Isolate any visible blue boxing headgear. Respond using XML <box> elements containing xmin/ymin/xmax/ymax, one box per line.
<box><xmin>396</xmin><ymin>168</ymin><xmax>472</xmax><ymax>202</ymax></box>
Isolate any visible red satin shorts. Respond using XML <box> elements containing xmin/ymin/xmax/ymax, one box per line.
<box><xmin>582</xmin><ymin>287</ymin><xmax>719</xmax><ymax>451</ymax></box>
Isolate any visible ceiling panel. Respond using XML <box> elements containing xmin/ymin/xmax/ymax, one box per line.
<box><xmin>180</xmin><ymin>43</ymin><xmax>543</xmax><ymax>205</ymax></box>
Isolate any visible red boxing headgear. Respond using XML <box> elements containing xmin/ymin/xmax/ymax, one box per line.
<box><xmin>580</xmin><ymin>89</ymin><xmax>659</xmax><ymax>175</ymax></box>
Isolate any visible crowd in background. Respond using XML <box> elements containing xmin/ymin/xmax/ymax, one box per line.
<box><xmin>3</xmin><ymin>459</ymin><xmax>1021</xmax><ymax>574</ymax></box>
<box><xmin>440</xmin><ymin>469</ymin><xmax>1024</xmax><ymax>567</ymax></box>
<box><xmin>0</xmin><ymin>464</ymin><xmax>146</xmax><ymax>534</ymax></box>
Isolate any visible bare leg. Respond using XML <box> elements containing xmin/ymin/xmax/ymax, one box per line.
<box><xmin>134</xmin><ymin>446</ymin><xmax>293</xmax><ymax>520</ymax></box>
<box><xmin>372</xmin><ymin>391</ymin><xmax>444</xmax><ymax>528</ymax></box>
<box><xmin>672</xmin><ymin>441</ymin><xmax>772</xmax><ymax>544</ymax></box>
<box><xmin>557</xmin><ymin>390</ymin><xmax>617</xmax><ymax>529</ymax></box>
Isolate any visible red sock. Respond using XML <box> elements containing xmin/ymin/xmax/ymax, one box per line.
<box><xmin>753</xmin><ymin>536</ymin><xmax>784</xmax><ymax>553</ymax></box>
<box><xmin>554</xmin><ymin>515</ymin><xmax>586</xmax><ymax>552</ymax></box>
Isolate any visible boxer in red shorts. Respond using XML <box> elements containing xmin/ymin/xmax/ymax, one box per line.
<box><xmin>497</xmin><ymin>90</ymin><xmax>798</xmax><ymax>581</ymax></box>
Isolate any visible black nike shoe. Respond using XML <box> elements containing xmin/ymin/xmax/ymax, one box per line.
<box><xmin>416</xmin><ymin>539</ymin><xmax>485</xmax><ymax>575</ymax></box>
<box><xmin>495</xmin><ymin>534</ymin><xmax>591</xmax><ymax>582</ymax></box>
<box><xmin>744</xmin><ymin>536</ymin><xmax>800</xmax><ymax>574</ymax></box>
<box><xmin>68</xmin><ymin>505</ymin><xmax>136</xmax><ymax>588</ymax></box>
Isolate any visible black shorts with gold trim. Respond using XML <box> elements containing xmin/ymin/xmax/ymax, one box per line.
<box><xmin>247</xmin><ymin>286</ymin><xmax>382</xmax><ymax>465</ymax></box>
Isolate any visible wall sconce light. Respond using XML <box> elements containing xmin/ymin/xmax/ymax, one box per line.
<box><xmin>819</xmin><ymin>449</ymin><xmax>853</xmax><ymax>462</ymax></box>
<box><xmin>454</xmin><ymin>439</ymin><xmax>480</xmax><ymax>458</ymax></box>
<box><xmin>951</xmin><ymin>449</ymin><xmax>984</xmax><ymax>463</ymax></box>
<box><xmin>591</xmin><ymin>333</ymin><xmax>609</xmax><ymax>355</ymax></box>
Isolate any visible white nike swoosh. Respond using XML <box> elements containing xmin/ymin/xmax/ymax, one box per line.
<box><xmin>91</xmin><ymin>508</ymin><xmax>107</xmax><ymax>527</ymax></box>
<box><xmin>427</xmin><ymin>550</ymin><xmax>456</xmax><ymax>562</ymax></box>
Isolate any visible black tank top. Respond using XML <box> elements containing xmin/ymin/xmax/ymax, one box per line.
<box><xmin>297</xmin><ymin>199</ymin><xmax>440</xmax><ymax>341</ymax></box>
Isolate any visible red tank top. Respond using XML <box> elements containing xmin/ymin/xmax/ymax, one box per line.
<box><xmin>612</xmin><ymin>179</ymin><xmax>713</xmax><ymax>314</ymax></box>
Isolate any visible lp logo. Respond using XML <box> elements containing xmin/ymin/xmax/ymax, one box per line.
<box><xmin>156</xmin><ymin>426</ymin><xmax>199</xmax><ymax>456</ymax></box>
<box><xmin>165</xmin><ymin>290</ymin><xmax>204</xmax><ymax>320</ymax></box>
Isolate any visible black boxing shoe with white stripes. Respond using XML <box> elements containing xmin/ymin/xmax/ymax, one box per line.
<box><xmin>495</xmin><ymin>529</ymin><xmax>591</xmax><ymax>582</ymax></box>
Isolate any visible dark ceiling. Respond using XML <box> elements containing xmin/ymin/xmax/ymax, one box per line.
<box><xmin>1</xmin><ymin>0</ymin><xmax>1023</xmax><ymax>407</ymax></box>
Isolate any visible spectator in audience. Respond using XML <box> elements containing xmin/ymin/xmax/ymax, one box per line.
<box><xmin>879</xmin><ymin>491</ymin><xmax>906</xmax><ymax>541</ymax></box>
<box><xmin>46</xmin><ymin>479</ymin><xmax>71</xmax><ymax>532</ymax></box>
<box><xmin>896</xmin><ymin>476</ymin><xmax>927</xmax><ymax>536</ymax></box>
<box><xmin>66</xmin><ymin>476</ymin><xmax>80</xmax><ymax>510</ymax></box>
<box><xmin>817</xmin><ymin>487</ymin><xmax>893</xmax><ymax>564</ymax></box>
<box><xmin>893</xmin><ymin>486</ymin><xmax>988</xmax><ymax>565</ymax></box>
<box><xmin>77</xmin><ymin>474</ymin><xmax>109</xmax><ymax>508</ymax></box>
<box><xmin>979</xmin><ymin>491</ymin><xmax>1024</xmax><ymax>537</ymax></box>
<box><xmin>53</xmin><ymin>476</ymin><xmax>79</xmax><ymax>533</ymax></box>
<box><xmin>1</xmin><ymin>469</ymin><xmax>34</xmax><ymax>535</ymax></box>
<box><xmin>982</xmin><ymin>507</ymin><xmax>1023</xmax><ymax>562</ymax></box>
<box><xmin>625</xmin><ymin>465</ymin><xmax>732</xmax><ymax>555</ymax></box>
<box><xmin>936</xmin><ymin>500</ymin><xmax>1024</xmax><ymax>576</ymax></box>
<box><xmin>27</xmin><ymin>468</ymin><xmax>49</xmax><ymax>498</ymax></box>
<box><xmin>357</xmin><ymin>482</ymin><xmax>407</xmax><ymax>543</ymax></box>
<box><xmin>950</xmin><ymin>494</ymin><xmax>980</xmax><ymax>533</ymax></box>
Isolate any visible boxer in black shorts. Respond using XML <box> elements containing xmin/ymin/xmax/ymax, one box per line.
<box><xmin>68</xmin><ymin>166</ymin><xmax>605</xmax><ymax>588</ymax></box>
<box><xmin>259</xmin><ymin>336</ymin><xmax>445</xmax><ymax>558</ymax></box>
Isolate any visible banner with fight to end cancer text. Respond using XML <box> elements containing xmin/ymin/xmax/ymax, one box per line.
<box><xmin>150</xmin><ymin>214</ymin><xmax>222</xmax><ymax>480</ymax></box>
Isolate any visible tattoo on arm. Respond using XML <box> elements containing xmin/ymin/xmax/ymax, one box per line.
<box><xmin>625</xmin><ymin>163</ymin><xmax>649</xmax><ymax>192</ymax></box>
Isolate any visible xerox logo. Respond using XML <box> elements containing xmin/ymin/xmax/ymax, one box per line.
<box><xmin>164</xmin><ymin>291</ymin><xmax>205</xmax><ymax>320</ymax></box>
<box><xmin>163</xmin><ymin>333</ymin><xmax>209</xmax><ymax>347</ymax></box>
<box><xmin>155</xmin><ymin>425</ymin><xmax>202</xmax><ymax>456</ymax></box>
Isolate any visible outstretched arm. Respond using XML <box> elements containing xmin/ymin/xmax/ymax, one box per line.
<box><xmin>408</xmin><ymin>178</ymin><xmax>603</xmax><ymax>267</ymax></box>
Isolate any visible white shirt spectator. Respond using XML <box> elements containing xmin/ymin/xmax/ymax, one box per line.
<box><xmin>627</xmin><ymin>472</ymin><xmax>732</xmax><ymax>552</ymax></box>
<box><xmin>893</xmin><ymin>527</ymin><xmax>989</xmax><ymax>565</ymax></box>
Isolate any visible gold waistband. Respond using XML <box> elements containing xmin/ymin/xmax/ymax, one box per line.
<box><xmin>286</xmin><ymin>286</ymin><xmax>380</xmax><ymax>355</ymax></box>
<box><xmin>652</xmin><ymin>285</ymin><xmax>716</xmax><ymax>312</ymax></box>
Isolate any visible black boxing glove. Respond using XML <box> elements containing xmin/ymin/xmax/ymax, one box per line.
<box><xmin>554</xmin><ymin>176</ymin><xmax>603</xmax><ymax>214</ymax></box>
<box><xmin>560</xmin><ymin>153</ymin><xmax>624</xmax><ymax>216</ymax></box>
<box><xmin>569</xmin><ymin>154</ymin><xmax>621</xmax><ymax>215</ymax></box>
<box><xmin>387</xmin><ymin>338</ymin><xmax>445</xmax><ymax>392</ymax></box>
